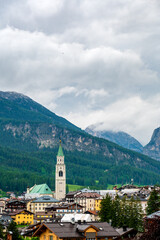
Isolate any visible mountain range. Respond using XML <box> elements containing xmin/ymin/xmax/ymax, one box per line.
<box><xmin>85</xmin><ymin>125</ymin><xmax>143</xmax><ymax>153</ymax></box>
<box><xmin>85</xmin><ymin>124</ymin><xmax>160</xmax><ymax>162</ymax></box>
<box><xmin>0</xmin><ymin>91</ymin><xmax>160</xmax><ymax>192</ymax></box>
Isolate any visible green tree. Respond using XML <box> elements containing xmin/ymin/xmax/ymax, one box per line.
<box><xmin>147</xmin><ymin>188</ymin><xmax>160</xmax><ymax>215</ymax></box>
<box><xmin>99</xmin><ymin>194</ymin><xmax>113</xmax><ymax>222</ymax></box>
<box><xmin>0</xmin><ymin>224</ymin><xmax>4</xmax><ymax>239</ymax></box>
<box><xmin>66</xmin><ymin>184</ymin><xmax>69</xmax><ymax>193</ymax></box>
<box><xmin>119</xmin><ymin>196</ymin><xmax>130</xmax><ymax>227</ymax></box>
<box><xmin>99</xmin><ymin>194</ymin><xmax>143</xmax><ymax>231</ymax></box>
<box><xmin>7</xmin><ymin>221</ymin><xmax>21</xmax><ymax>240</ymax></box>
<box><xmin>111</xmin><ymin>195</ymin><xmax>121</xmax><ymax>227</ymax></box>
<box><xmin>128</xmin><ymin>196</ymin><xmax>143</xmax><ymax>231</ymax></box>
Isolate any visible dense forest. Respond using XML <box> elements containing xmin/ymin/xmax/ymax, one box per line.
<box><xmin>1</xmin><ymin>144</ymin><xmax>160</xmax><ymax>193</ymax></box>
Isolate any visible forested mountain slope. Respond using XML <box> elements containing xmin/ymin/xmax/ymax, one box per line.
<box><xmin>0</xmin><ymin>91</ymin><xmax>160</xmax><ymax>192</ymax></box>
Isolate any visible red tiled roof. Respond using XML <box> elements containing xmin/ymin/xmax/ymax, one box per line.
<box><xmin>85</xmin><ymin>210</ymin><xmax>98</xmax><ymax>216</ymax></box>
<box><xmin>75</xmin><ymin>193</ymin><xmax>101</xmax><ymax>198</ymax></box>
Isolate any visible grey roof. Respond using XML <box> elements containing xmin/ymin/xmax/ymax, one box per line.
<box><xmin>116</xmin><ymin>228</ymin><xmax>135</xmax><ymax>236</ymax></box>
<box><xmin>77</xmin><ymin>224</ymin><xmax>89</xmax><ymax>231</ymax></box>
<box><xmin>46</xmin><ymin>203</ymin><xmax>83</xmax><ymax>210</ymax></box>
<box><xmin>146</xmin><ymin>211</ymin><xmax>160</xmax><ymax>219</ymax></box>
<box><xmin>34</xmin><ymin>222</ymin><xmax>119</xmax><ymax>238</ymax></box>
<box><xmin>32</xmin><ymin>195</ymin><xmax>59</xmax><ymax>203</ymax></box>
<box><xmin>66</xmin><ymin>191</ymin><xmax>81</xmax><ymax>197</ymax></box>
<box><xmin>0</xmin><ymin>214</ymin><xmax>12</xmax><ymax>226</ymax></box>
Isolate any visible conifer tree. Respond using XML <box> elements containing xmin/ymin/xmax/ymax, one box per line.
<box><xmin>128</xmin><ymin>196</ymin><xmax>143</xmax><ymax>231</ymax></box>
<box><xmin>7</xmin><ymin>221</ymin><xmax>21</xmax><ymax>240</ymax></box>
<box><xmin>99</xmin><ymin>194</ymin><xmax>113</xmax><ymax>222</ymax></box>
<box><xmin>66</xmin><ymin>184</ymin><xmax>69</xmax><ymax>194</ymax></box>
<box><xmin>0</xmin><ymin>224</ymin><xmax>4</xmax><ymax>239</ymax></box>
<box><xmin>119</xmin><ymin>195</ymin><xmax>129</xmax><ymax>227</ymax></box>
<box><xmin>111</xmin><ymin>195</ymin><xmax>121</xmax><ymax>227</ymax></box>
<box><xmin>147</xmin><ymin>188</ymin><xmax>160</xmax><ymax>215</ymax></box>
<box><xmin>99</xmin><ymin>194</ymin><xmax>143</xmax><ymax>231</ymax></box>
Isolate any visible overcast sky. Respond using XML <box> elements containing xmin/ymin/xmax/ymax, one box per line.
<box><xmin>0</xmin><ymin>0</ymin><xmax>160</xmax><ymax>145</ymax></box>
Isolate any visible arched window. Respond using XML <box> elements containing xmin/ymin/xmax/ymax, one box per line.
<box><xmin>59</xmin><ymin>171</ymin><xmax>63</xmax><ymax>177</ymax></box>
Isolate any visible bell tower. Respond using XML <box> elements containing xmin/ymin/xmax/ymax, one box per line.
<box><xmin>55</xmin><ymin>140</ymin><xmax>66</xmax><ymax>200</ymax></box>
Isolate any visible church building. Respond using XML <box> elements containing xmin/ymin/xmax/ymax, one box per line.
<box><xmin>55</xmin><ymin>141</ymin><xmax>66</xmax><ymax>200</ymax></box>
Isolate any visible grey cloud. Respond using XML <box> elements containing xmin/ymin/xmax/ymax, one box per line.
<box><xmin>0</xmin><ymin>0</ymin><xmax>160</xmax><ymax>144</ymax></box>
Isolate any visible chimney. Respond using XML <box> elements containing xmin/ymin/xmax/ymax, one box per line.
<box><xmin>123</xmin><ymin>226</ymin><xmax>127</xmax><ymax>232</ymax></box>
<box><xmin>71</xmin><ymin>217</ymin><xmax>75</xmax><ymax>225</ymax></box>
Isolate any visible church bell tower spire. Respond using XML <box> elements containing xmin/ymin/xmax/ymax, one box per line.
<box><xmin>55</xmin><ymin>140</ymin><xmax>66</xmax><ymax>200</ymax></box>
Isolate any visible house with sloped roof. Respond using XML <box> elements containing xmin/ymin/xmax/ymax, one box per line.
<box><xmin>84</xmin><ymin>210</ymin><xmax>99</xmax><ymax>221</ymax></box>
<box><xmin>28</xmin><ymin>195</ymin><xmax>60</xmax><ymax>214</ymax></box>
<box><xmin>9</xmin><ymin>209</ymin><xmax>34</xmax><ymax>225</ymax></box>
<box><xmin>45</xmin><ymin>202</ymin><xmax>83</xmax><ymax>217</ymax></box>
<box><xmin>33</xmin><ymin>221</ymin><xmax>120</xmax><ymax>240</ymax></box>
<box><xmin>75</xmin><ymin>192</ymin><xmax>101</xmax><ymax>212</ymax></box>
<box><xmin>5</xmin><ymin>199</ymin><xmax>27</xmax><ymax>213</ymax></box>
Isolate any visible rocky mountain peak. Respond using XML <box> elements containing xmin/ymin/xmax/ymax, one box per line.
<box><xmin>143</xmin><ymin>127</ymin><xmax>160</xmax><ymax>161</ymax></box>
<box><xmin>85</xmin><ymin>125</ymin><xmax>143</xmax><ymax>153</ymax></box>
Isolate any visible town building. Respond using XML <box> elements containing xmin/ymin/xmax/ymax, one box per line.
<box><xmin>61</xmin><ymin>213</ymin><xmax>91</xmax><ymax>222</ymax></box>
<box><xmin>45</xmin><ymin>203</ymin><xmax>83</xmax><ymax>217</ymax></box>
<box><xmin>94</xmin><ymin>197</ymin><xmax>102</xmax><ymax>212</ymax></box>
<box><xmin>9</xmin><ymin>209</ymin><xmax>34</xmax><ymax>225</ymax></box>
<box><xmin>28</xmin><ymin>195</ymin><xmax>59</xmax><ymax>214</ymax></box>
<box><xmin>0</xmin><ymin>201</ymin><xmax>5</xmax><ymax>214</ymax></box>
<box><xmin>75</xmin><ymin>192</ymin><xmax>101</xmax><ymax>212</ymax></box>
<box><xmin>84</xmin><ymin>210</ymin><xmax>99</xmax><ymax>221</ymax></box>
<box><xmin>20</xmin><ymin>223</ymin><xmax>41</xmax><ymax>238</ymax></box>
<box><xmin>34</xmin><ymin>211</ymin><xmax>56</xmax><ymax>223</ymax></box>
<box><xmin>33</xmin><ymin>221</ymin><xmax>120</xmax><ymax>240</ymax></box>
<box><xmin>65</xmin><ymin>191</ymin><xmax>82</xmax><ymax>203</ymax></box>
<box><xmin>5</xmin><ymin>199</ymin><xmax>27</xmax><ymax>213</ymax></box>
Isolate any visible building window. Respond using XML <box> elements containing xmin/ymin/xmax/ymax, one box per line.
<box><xmin>59</xmin><ymin>171</ymin><xmax>63</xmax><ymax>177</ymax></box>
<box><xmin>49</xmin><ymin>236</ymin><xmax>53</xmax><ymax>240</ymax></box>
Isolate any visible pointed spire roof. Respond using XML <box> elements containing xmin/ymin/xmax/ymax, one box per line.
<box><xmin>57</xmin><ymin>140</ymin><xmax>64</xmax><ymax>157</ymax></box>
